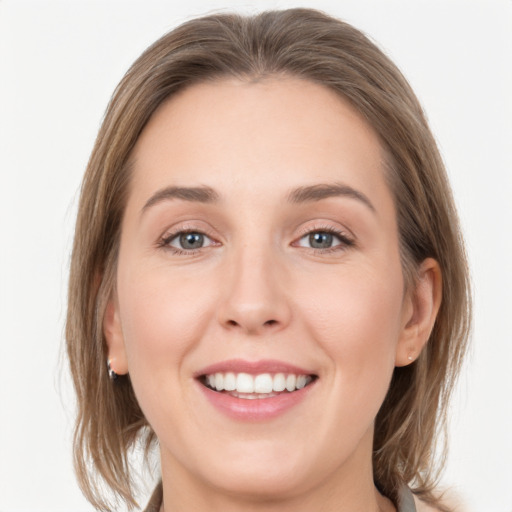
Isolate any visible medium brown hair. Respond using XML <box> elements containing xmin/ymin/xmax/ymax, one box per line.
<box><xmin>66</xmin><ymin>8</ymin><xmax>471</xmax><ymax>511</ymax></box>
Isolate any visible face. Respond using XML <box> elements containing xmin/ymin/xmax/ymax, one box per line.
<box><xmin>105</xmin><ymin>78</ymin><xmax>427</xmax><ymax>501</ymax></box>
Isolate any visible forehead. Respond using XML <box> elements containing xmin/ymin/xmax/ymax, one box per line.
<box><xmin>128</xmin><ymin>77</ymin><xmax>392</xmax><ymax>214</ymax></box>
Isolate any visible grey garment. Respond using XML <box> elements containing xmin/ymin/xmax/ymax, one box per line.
<box><xmin>398</xmin><ymin>484</ymin><xmax>418</xmax><ymax>512</ymax></box>
<box><xmin>143</xmin><ymin>482</ymin><xmax>418</xmax><ymax>511</ymax></box>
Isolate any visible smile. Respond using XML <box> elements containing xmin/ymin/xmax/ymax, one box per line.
<box><xmin>202</xmin><ymin>372</ymin><xmax>315</xmax><ymax>398</ymax></box>
<box><xmin>195</xmin><ymin>360</ymin><xmax>318</xmax><ymax>420</ymax></box>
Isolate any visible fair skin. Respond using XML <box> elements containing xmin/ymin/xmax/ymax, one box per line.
<box><xmin>104</xmin><ymin>78</ymin><xmax>441</xmax><ymax>512</ymax></box>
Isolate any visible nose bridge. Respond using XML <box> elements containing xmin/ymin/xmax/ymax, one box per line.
<box><xmin>218</xmin><ymin>238</ymin><xmax>291</xmax><ymax>335</ymax></box>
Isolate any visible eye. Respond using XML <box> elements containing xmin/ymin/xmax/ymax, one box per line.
<box><xmin>161</xmin><ymin>230</ymin><xmax>217</xmax><ymax>253</ymax></box>
<box><xmin>301</xmin><ymin>232</ymin><xmax>337</xmax><ymax>249</ymax></box>
<box><xmin>296</xmin><ymin>229</ymin><xmax>354</xmax><ymax>251</ymax></box>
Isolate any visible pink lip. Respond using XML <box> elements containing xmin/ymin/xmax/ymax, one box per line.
<box><xmin>194</xmin><ymin>358</ymin><xmax>315</xmax><ymax>377</ymax></box>
<box><xmin>194</xmin><ymin>359</ymin><xmax>317</xmax><ymax>421</ymax></box>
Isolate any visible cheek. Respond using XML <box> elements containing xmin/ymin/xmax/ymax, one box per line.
<box><xmin>298</xmin><ymin>263</ymin><xmax>404</xmax><ymax>387</ymax></box>
<box><xmin>115</xmin><ymin>262</ymin><xmax>223</xmax><ymax>440</ymax></box>
<box><xmin>116</xmin><ymin>263</ymin><xmax>217</xmax><ymax>380</ymax></box>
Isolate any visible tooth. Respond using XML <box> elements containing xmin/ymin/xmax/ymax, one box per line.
<box><xmin>296</xmin><ymin>375</ymin><xmax>307</xmax><ymax>389</ymax></box>
<box><xmin>214</xmin><ymin>373</ymin><xmax>224</xmax><ymax>391</ymax></box>
<box><xmin>233</xmin><ymin>391</ymin><xmax>258</xmax><ymax>400</ymax></box>
<box><xmin>285</xmin><ymin>374</ymin><xmax>296</xmax><ymax>392</ymax></box>
<box><xmin>236</xmin><ymin>373</ymin><xmax>254</xmax><ymax>393</ymax></box>
<box><xmin>207</xmin><ymin>371</ymin><xmax>312</xmax><ymax>394</ymax></box>
<box><xmin>273</xmin><ymin>373</ymin><xmax>286</xmax><ymax>392</ymax></box>
<box><xmin>224</xmin><ymin>372</ymin><xmax>236</xmax><ymax>391</ymax></box>
<box><xmin>254</xmin><ymin>373</ymin><xmax>273</xmax><ymax>393</ymax></box>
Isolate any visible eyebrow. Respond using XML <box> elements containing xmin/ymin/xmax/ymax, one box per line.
<box><xmin>142</xmin><ymin>185</ymin><xmax>219</xmax><ymax>213</ymax></box>
<box><xmin>287</xmin><ymin>182</ymin><xmax>376</xmax><ymax>212</ymax></box>
<box><xmin>141</xmin><ymin>181</ymin><xmax>375</xmax><ymax>215</ymax></box>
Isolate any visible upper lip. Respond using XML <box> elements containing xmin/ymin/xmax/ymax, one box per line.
<box><xmin>194</xmin><ymin>359</ymin><xmax>316</xmax><ymax>378</ymax></box>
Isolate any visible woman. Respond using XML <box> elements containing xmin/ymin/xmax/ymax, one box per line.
<box><xmin>66</xmin><ymin>8</ymin><xmax>471</xmax><ymax>512</ymax></box>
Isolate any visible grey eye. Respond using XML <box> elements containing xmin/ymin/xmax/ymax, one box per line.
<box><xmin>308</xmin><ymin>232</ymin><xmax>334</xmax><ymax>249</ymax></box>
<box><xmin>168</xmin><ymin>232</ymin><xmax>209</xmax><ymax>250</ymax></box>
<box><xmin>180</xmin><ymin>232</ymin><xmax>204</xmax><ymax>249</ymax></box>
<box><xmin>298</xmin><ymin>231</ymin><xmax>342</xmax><ymax>249</ymax></box>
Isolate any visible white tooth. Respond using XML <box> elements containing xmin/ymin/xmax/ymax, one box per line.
<box><xmin>224</xmin><ymin>372</ymin><xmax>236</xmax><ymax>391</ymax></box>
<box><xmin>254</xmin><ymin>373</ymin><xmax>273</xmax><ymax>393</ymax></box>
<box><xmin>214</xmin><ymin>373</ymin><xmax>224</xmax><ymax>391</ymax></box>
<box><xmin>207</xmin><ymin>374</ymin><xmax>216</xmax><ymax>388</ymax></box>
<box><xmin>236</xmin><ymin>373</ymin><xmax>254</xmax><ymax>393</ymax></box>
<box><xmin>296</xmin><ymin>375</ymin><xmax>307</xmax><ymax>389</ymax></box>
<box><xmin>285</xmin><ymin>374</ymin><xmax>296</xmax><ymax>392</ymax></box>
<box><xmin>273</xmin><ymin>373</ymin><xmax>286</xmax><ymax>392</ymax></box>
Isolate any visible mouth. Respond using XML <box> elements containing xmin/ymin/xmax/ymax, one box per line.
<box><xmin>199</xmin><ymin>371</ymin><xmax>317</xmax><ymax>400</ymax></box>
<box><xmin>195</xmin><ymin>359</ymin><xmax>318</xmax><ymax>419</ymax></box>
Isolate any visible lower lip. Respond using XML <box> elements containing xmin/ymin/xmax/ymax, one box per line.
<box><xmin>197</xmin><ymin>380</ymin><xmax>316</xmax><ymax>421</ymax></box>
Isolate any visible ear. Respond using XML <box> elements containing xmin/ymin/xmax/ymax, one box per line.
<box><xmin>395</xmin><ymin>258</ymin><xmax>442</xmax><ymax>367</ymax></box>
<box><xmin>103</xmin><ymin>294</ymin><xmax>129</xmax><ymax>375</ymax></box>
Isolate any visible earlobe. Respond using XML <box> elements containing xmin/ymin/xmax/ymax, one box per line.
<box><xmin>395</xmin><ymin>258</ymin><xmax>442</xmax><ymax>367</ymax></box>
<box><xmin>103</xmin><ymin>296</ymin><xmax>129</xmax><ymax>375</ymax></box>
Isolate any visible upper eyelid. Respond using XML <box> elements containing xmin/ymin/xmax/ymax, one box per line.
<box><xmin>160</xmin><ymin>222</ymin><xmax>218</xmax><ymax>240</ymax></box>
<box><xmin>159</xmin><ymin>229</ymin><xmax>219</xmax><ymax>255</ymax></box>
<box><xmin>163</xmin><ymin>227</ymin><xmax>211</xmax><ymax>239</ymax></box>
<box><xmin>295</xmin><ymin>230</ymin><xmax>354</xmax><ymax>248</ymax></box>
<box><xmin>166</xmin><ymin>230</ymin><xmax>214</xmax><ymax>242</ymax></box>
<box><xmin>295</xmin><ymin>222</ymin><xmax>355</xmax><ymax>241</ymax></box>
<box><xmin>161</xmin><ymin>230</ymin><xmax>218</xmax><ymax>250</ymax></box>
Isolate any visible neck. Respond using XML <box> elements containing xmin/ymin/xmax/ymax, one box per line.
<box><xmin>159</xmin><ymin>489</ymin><xmax>394</xmax><ymax>512</ymax></box>
<box><xmin>158</xmin><ymin>427</ymin><xmax>396</xmax><ymax>512</ymax></box>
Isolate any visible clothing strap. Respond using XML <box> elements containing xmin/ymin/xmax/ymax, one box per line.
<box><xmin>398</xmin><ymin>484</ymin><xmax>418</xmax><ymax>512</ymax></box>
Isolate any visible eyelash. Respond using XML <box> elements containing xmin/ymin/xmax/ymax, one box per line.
<box><xmin>158</xmin><ymin>228</ymin><xmax>218</xmax><ymax>256</ymax></box>
<box><xmin>294</xmin><ymin>225</ymin><xmax>355</xmax><ymax>255</ymax></box>
<box><xmin>157</xmin><ymin>225</ymin><xmax>355</xmax><ymax>256</ymax></box>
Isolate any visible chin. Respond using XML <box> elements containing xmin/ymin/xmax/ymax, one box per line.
<box><xmin>186</xmin><ymin>439</ymin><xmax>325</xmax><ymax>501</ymax></box>
<box><xmin>207</xmin><ymin>463</ymin><xmax>309</xmax><ymax>501</ymax></box>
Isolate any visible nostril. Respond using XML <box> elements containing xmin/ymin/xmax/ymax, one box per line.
<box><xmin>224</xmin><ymin>318</ymin><xmax>278</xmax><ymax>329</ymax></box>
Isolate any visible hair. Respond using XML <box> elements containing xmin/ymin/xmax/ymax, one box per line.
<box><xmin>66</xmin><ymin>8</ymin><xmax>471</xmax><ymax>511</ymax></box>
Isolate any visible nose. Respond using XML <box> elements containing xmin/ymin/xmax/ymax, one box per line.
<box><xmin>217</xmin><ymin>247</ymin><xmax>292</xmax><ymax>336</ymax></box>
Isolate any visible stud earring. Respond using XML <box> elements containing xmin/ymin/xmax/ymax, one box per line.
<box><xmin>407</xmin><ymin>355</ymin><xmax>414</xmax><ymax>362</ymax></box>
<box><xmin>107</xmin><ymin>359</ymin><xmax>118</xmax><ymax>380</ymax></box>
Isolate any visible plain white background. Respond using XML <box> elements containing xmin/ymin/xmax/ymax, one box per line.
<box><xmin>0</xmin><ymin>1</ymin><xmax>511</xmax><ymax>511</ymax></box>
